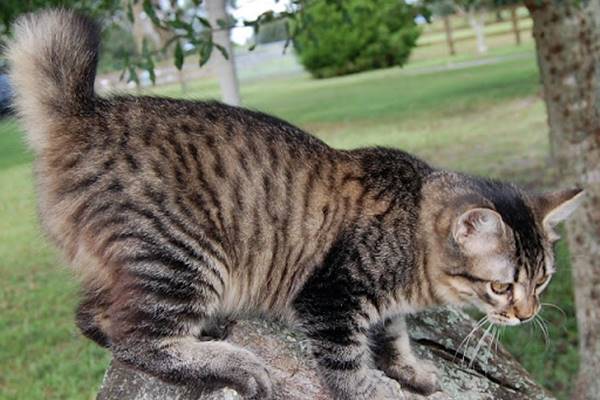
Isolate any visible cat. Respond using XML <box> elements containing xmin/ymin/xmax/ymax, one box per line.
<box><xmin>7</xmin><ymin>9</ymin><xmax>583</xmax><ymax>400</ymax></box>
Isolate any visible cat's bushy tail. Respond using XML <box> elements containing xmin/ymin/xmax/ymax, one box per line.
<box><xmin>6</xmin><ymin>9</ymin><xmax>100</xmax><ymax>152</ymax></box>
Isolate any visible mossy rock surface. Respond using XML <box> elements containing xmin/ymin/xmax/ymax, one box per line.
<box><xmin>98</xmin><ymin>309</ymin><xmax>555</xmax><ymax>400</ymax></box>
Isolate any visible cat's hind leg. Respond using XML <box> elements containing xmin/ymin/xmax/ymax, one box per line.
<box><xmin>102</xmin><ymin>250</ymin><xmax>272</xmax><ymax>399</ymax></box>
<box><xmin>75</xmin><ymin>289</ymin><xmax>111</xmax><ymax>348</ymax></box>
<box><xmin>113</xmin><ymin>335</ymin><xmax>272</xmax><ymax>399</ymax></box>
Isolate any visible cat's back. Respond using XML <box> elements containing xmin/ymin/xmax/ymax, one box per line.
<box><xmin>38</xmin><ymin>95</ymin><xmax>354</xmax><ymax>307</ymax></box>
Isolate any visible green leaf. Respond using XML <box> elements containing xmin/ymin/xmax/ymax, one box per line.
<box><xmin>175</xmin><ymin>40</ymin><xmax>184</xmax><ymax>70</ymax></box>
<box><xmin>216</xmin><ymin>18</ymin><xmax>228</xmax><ymax>29</ymax></box>
<box><xmin>213</xmin><ymin>43</ymin><xmax>229</xmax><ymax>60</ymax></box>
<box><xmin>196</xmin><ymin>16</ymin><xmax>211</xmax><ymax>28</ymax></box>
<box><xmin>168</xmin><ymin>18</ymin><xmax>193</xmax><ymax>34</ymax></box>
<box><xmin>143</xmin><ymin>0</ymin><xmax>161</xmax><ymax>26</ymax></box>
<box><xmin>198</xmin><ymin>41</ymin><xmax>213</xmax><ymax>67</ymax></box>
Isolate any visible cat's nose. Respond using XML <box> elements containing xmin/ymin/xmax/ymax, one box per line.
<box><xmin>517</xmin><ymin>312</ymin><xmax>535</xmax><ymax>322</ymax></box>
<box><xmin>515</xmin><ymin>300</ymin><xmax>539</xmax><ymax>322</ymax></box>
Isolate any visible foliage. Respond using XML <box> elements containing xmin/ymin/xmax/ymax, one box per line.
<box><xmin>0</xmin><ymin>0</ymin><xmax>422</xmax><ymax>83</ymax></box>
<box><xmin>98</xmin><ymin>21</ymin><xmax>137</xmax><ymax>74</ymax></box>
<box><xmin>254</xmin><ymin>19</ymin><xmax>288</xmax><ymax>45</ymax></box>
<box><xmin>0</xmin><ymin>0</ymin><xmax>121</xmax><ymax>33</ymax></box>
<box><xmin>112</xmin><ymin>0</ymin><xmax>310</xmax><ymax>84</ymax></box>
<box><xmin>0</xmin><ymin>0</ymin><xmax>296</xmax><ymax>84</ymax></box>
<box><xmin>427</xmin><ymin>0</ymin><xmax>457</xmax><ymax>16</ymax></box>
<box><xmin>0</xmin><ymin>0</ymin><xmax>123</xmax><ymax>71</ymax></box>
<box><xmin>292</xmin><ymin>0</ymin><xmax>422</xmax><ymax>78</ymax></box>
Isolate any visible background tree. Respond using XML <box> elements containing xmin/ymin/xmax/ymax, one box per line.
<box><xmin>0</xmin><ymin>0</ymin><xmax>242</xmax><ymax>103</ymax></box>
<box><xmin>292</xmin><ymin>0</ymin><xmax>421</xmax><ymax>78</ymax></box>
<box><xmin>423</xmin><ymin>0</ymin><xmax>493</xmax><ymax>54</ymax></box>
<box><xmin>522</xmin><ymin>1</ymin><xmax>600</xmax><ymax>399</ymax></box>
<box><xmin>455</xmin><ymin>0</ymin><xmax>489</xmax><ymax>54</ymax></box>
<box><xmin>492</xmin><ymin>0</ymin><xmax>522</xmax><ymax>45</ymax></box>
<box><xmin>426</xmin><ymin>0</ymin><xmax>456</xmax><ymax>55</ymax></box>
<box><xmin>205</xmin><ymin>0</ymin><xmax>240</xmax><ymax>105</ymax></box>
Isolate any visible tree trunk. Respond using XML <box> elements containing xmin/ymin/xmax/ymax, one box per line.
<box><xmin>467</xmin><ymin>8</ymin><xmax>488</xmax><ymax>54</ymax></box>
<box><xmin>205</xmin><ymin>0</ymin><xmax>241</xmax><ymax>106</ymax></box>
<box><xmin>98</xmin><ymin>309</ymin><xmax>554</xmax><ymax>400</ymax></box>
<box><xmin>510</xmin><ymin>6</ymin><xmax>521</xmax><ymax>45</ymax></box>
<box><xmin>525</xmin><ymin>2</ymin><xmax>600</xmax><ymax>400</ymax></box>
<box><xmin>443</xmin><ymin>15</ymin><xmax>456</xmax><ymax>56</ymax></box>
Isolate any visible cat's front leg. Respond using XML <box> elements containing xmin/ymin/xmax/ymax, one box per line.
<box><xmin>371</xmin><ymin>314</ymin><xmax>441</xmax><ymax>396</ymax></box>
<box><xmin>303</xmin><ymin>316</ymin><xmax>406</xmax><ymax>400</ymax></box>
<box><xmin>295</xmin><ymin>297</ymin><xmax>405</xmax><ymax>399</ymax></box>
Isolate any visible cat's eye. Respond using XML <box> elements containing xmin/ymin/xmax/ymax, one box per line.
<box><xmin>490</xmin><ymin>281</ymin><xmax>512</xmax><ymax>294</ymax></box>
<box><xmin>536</xmin><ymin>275</ymin><xmax>550</xmax><ymax>288</ymax></box>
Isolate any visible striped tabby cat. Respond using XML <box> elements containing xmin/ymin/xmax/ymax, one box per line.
<box><xmin>7</xmin><ymin>10</ymin><xmax>583</xmax><ymax>400</ymax></box>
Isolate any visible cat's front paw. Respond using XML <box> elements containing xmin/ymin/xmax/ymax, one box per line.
<box><xmin>383</xmin><ymin>358</ymin><xmax>441</xmax><ymax>396</ymax></box>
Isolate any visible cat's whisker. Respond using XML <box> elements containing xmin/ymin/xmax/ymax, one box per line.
<box><xmin>456</xmin><ymin>316</ymin><xmax>488</xmax><ymax>363</ymax></box>
<box><xmin>456</xmin><ymin>317</ymin><xmax>486</xmax><ymax>355</ymax></box>
<box><xmin>541</xmin><ymin>304</ymin><xmax>570</xmax><ymax>334</ymax></box>
<box><xmin>456</xmin><ymin>327</ymin><xmax>478</xmax><ymax>363</ymax></box>
<box><xmin>534</xmin><ymin>315</ymin><xmax>550</xmax><ymax>350</ymax></box>
<box><xmin>541</xmin><ymin>302</ymin><xmax>567</xmax><ymax>320</ymax></box>
<box><xmin>539</xmin><ymin>315</ymin><xmax>552</xmax><ymax>346</ymax></box>
<box><xmin>487</xmin><ymin>326</ymin><xmax>499</xmax><ymax>357</ymax></box>
<box><xmin>493</xmin><ymin>326</ymin><xmax>501</xmax><ymax>354</ymax></box>
<box><xmin>500</xmin><ymin>326</ymin><xmax>506</xmax><ymax>348</ymax></box>
<box><xmin>468</xmin><ymin>321</ymin><xmax>493</xmax><ymax>369</ymax></box>
<box><xmin>459</xmin><ymin>325</ymin><xmax>484</xmax><ymax>364</ymax></box>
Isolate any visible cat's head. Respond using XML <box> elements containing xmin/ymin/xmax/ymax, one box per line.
<box><xmin>426</xmin><ymin>176</ymin><xmax>584</xmax><ymax>326</ymax></box>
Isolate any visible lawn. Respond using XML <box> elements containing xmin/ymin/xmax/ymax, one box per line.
<box><xmin>0</xmin><ymin>51</ymin><xmax>578</xmax><ymax>399</ymax></box>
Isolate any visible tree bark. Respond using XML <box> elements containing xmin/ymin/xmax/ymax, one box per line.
<box><xmin>443</xmin><ymin>15</ymin><xmax>456</xmax><ymax>56</ymax></box>
<box><xmin>524</xmin><ymin>2</ymin><xmax>600</xmax><ymax>399</ymax></box>
<box><xmin>98</xmin><ymin>309</ymin><xmax>554</xmax><ymax>400</ymax></box>
<box><xmin>510</xmin><ymin>6</ymin><xmax>521</xmax><ymax>45</ymax></box>
<box><xmin>467</xmin><ymin>8</ymin><xmax>488</xmax><ymax>54</ymax></box>
<box><xmin>205</xmin><ymin>0</ymin><xmax>241</xmax><ymax>106</ymax></box>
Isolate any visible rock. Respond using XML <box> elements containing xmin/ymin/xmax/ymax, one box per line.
<box><xmin>98</xmin><ymin>308</ymin><xmax>555</xmax><ymax>400</ymax></box>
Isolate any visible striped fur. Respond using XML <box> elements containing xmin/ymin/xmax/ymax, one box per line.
<box><xmin>8</xmin><ymin>9</ymin><xmax>584</xmax><ymax>400</ymax></box>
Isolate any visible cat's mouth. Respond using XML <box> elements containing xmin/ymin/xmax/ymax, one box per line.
<box><xmin>488</xmin><ymin>312</ymin><xmax>524</xmax><ymax>326</ymax></box>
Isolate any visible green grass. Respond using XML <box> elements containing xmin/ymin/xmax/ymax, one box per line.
<box><xmin>0</xmin><ymin>49</ymin><xmax>578</xmax><ymax>399</ymax></box>
<box><xmin>0</xmin><ymin>156</ymin><xmax>110</xmax><ymax>399</ymax></box>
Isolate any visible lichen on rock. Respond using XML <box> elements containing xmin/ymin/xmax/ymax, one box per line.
<box><xmin>98</xmin><ymin>308</ymin><xmax>555</xmax><ymax>400</ymax></box>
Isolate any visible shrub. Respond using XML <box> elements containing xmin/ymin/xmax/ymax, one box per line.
<box><xmin>293</xmin><ymin>0</ymin><xmax>422</xmax><ymax>79</ymax></box>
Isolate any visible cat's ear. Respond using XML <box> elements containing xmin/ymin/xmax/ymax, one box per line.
<box><xmin>537</xmin><ymin>188</ymin><xmax>584</xmax><ymax>241</ymax></box>
<box><xmin>452</xmin><ymin>208</ymin><xmax>505</xmax><ymax>255</ymax></box>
